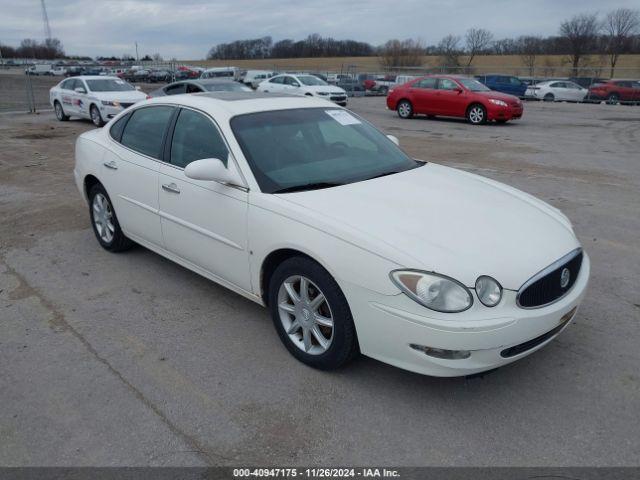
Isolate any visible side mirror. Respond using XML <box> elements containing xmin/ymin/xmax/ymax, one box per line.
<box><xmin>292</xmin><ymin>82</ymin><xmax>300</xmax><ymax>87</ymax></box>
<box><xmin>454</xmin><ymin>87</ymin><xmax>463</xmax><ymax>93</ymax></box>
<box><xmin>74</xmin><ymin>87</ymin><xmax>86</xmax><ymax>94</ymax></box>
<box><xmin>184</xmin><ymin>157</ymin><xmax>244</xmax><ymax>186</ymax></box>
<box><xmin>386</xmin><ymin>134</ymin><xmax>400</xmax><ymax>146</ymax></box>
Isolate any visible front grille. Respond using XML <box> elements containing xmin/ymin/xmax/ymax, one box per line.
<box><xmin>331</xmin><ymin>96</ymin><xmax>347</xmax><ymax>101</ymax></box>
<box><xmin>517</xmin><ymin>249</ymin><xmax>583</xmax><ymax>308</ymax></box>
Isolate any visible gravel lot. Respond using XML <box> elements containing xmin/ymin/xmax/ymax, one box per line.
<box><xmin>0</xmin><ymin>97</ymin><xmax>639</xmax><ymax>466</ymax></box>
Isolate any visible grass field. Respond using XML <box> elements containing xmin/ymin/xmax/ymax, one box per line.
<box><xmin>184</xmin><ymin>54</ymin><xmax>640</xmax><ymax>77</ymax></box>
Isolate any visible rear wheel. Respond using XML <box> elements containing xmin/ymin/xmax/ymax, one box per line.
<box><xmin>543</xmin><ymin>93</ymin><xmax>555</xmax><ymax>102</ymax></box>
<box><xmin>54</xmin><ymin>101</ymin><xmax>69</xmax><ymax>121</ymax></box>
<box><xmin>90</xmin><ymin>104</ymin><xmax>105</xmax><ymax>127</ymax></box>
<box><xmin>607</xmin><ymin>93</ymin><xmax>620</xmax><ymax>105</ymax></box>
<box><xmin>268</xmin><ymin>256</ymin><xmax>358</xmax><ymax>370</ymax></box>
<box><xmin>467</xmin><ymin>104</ymin><xmax>487</xmax><ymax>125</ymax></box>
<box><xmin>397</xmin><ymin>100</ymin><xmax>413</xmax><ymax>119</ymax></box>
<box><xmin>88</xmin><ymin>183</ymin><xmax>133</xmax><ymax>252</ymax></box>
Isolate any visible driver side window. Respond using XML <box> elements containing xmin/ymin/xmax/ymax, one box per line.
<box><xmin>284</xmin><ymin>76</ymin><xmax>300</xmax><ymax>87</ymax></box>
<box><xmin>170</xmin><ymin>109</ymin><xmax>229</xmax><ymax>168</ymax></box>
<box><xmin>437</xmin><ymin>79</ymin><xmax>459</xmax><ymax>90</ymax></box>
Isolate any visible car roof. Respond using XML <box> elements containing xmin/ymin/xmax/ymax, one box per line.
<box><xmin>143</xmin><ymin>92</ymin><xmax>338</xmax><ymax>118</ymax></box>
<box><xmin>72</xmin><ymin>75</ymin><xmax>121</xmax><ymax>80</ymax></box>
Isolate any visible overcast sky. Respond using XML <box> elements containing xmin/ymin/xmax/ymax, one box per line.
<box><xmin>1</xmin><ymin>0</ymin><xmax>637</xmax><ymax>59</ymax></box>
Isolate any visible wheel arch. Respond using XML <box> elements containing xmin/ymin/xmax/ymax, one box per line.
<box><xmin>83</xmin><ymin>174</ymin><xmax>102</xmax><ymax>200</ymax></box>
<box><xmin>260</xmin><ymin>248</ymin><xmax>329</xmax><ymax>306</ymax></box>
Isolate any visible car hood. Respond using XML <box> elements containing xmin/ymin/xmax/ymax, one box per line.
<box><xmin>90</xmin><ymin>91</ymin><xmax>148</xmax><ymax>103</ymax></box>
<box><xmin>274</xmin><ymin>163</ymin><xmax>579</xmax><ymax>290</ymax></box>
<box><xmin>303</xmin><ymin>85</ymin><xmax>346</xmax><ymax>94</ymax></box>
<box><xmin>476</xmin><ymin>91</ymin><xmax>521</xmax><ymax>103</ymax></box>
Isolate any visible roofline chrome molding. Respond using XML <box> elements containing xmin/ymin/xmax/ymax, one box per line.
<box><xmin>516</xmin><ymin>247</ymin><xmax>583</xmax><ymax>310</ymax></box>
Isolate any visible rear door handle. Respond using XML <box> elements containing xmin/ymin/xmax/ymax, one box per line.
<box><xmin>103</xmin><ymin>160</ymin><xmax>118</xmax><ymax>170</ymax></box>
<box><xmin>162</xmin><ymin>182</ymin><xmax>180</xmax><ymax>194</ymax></box>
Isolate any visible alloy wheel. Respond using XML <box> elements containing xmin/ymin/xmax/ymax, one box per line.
<box><xmin>92</xmin><ymin>193</ymin><xmax>115</xmax><ymax>244</ymax></box>
<box><xmin>469</xmin><ymin>106</ymin><xmax>484</xmax><ymax>124</ymax></box>
<box><xmin>91</xmin><ymin>107</ymin><xmax>101</xmax><ymax>126</ymax></box>
<box><xmin>398</xmin><ymin>101</ymin><xmax>411</xmax><ymax>118</ymax></box>
<box><xmin>277</xmin><ymin>275</ymin><xmax>334</xmax><ymax>355</ymax></box>
<box><xmin>55</xmin><ymin>103</ymin><xmax>63</xmax><ymax>120</ymax></box>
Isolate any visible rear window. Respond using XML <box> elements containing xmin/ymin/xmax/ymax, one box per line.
<box><xmin>120</xmin><ymin>106</ymin><xmax>174</xmax><ymax>159</ymax></box>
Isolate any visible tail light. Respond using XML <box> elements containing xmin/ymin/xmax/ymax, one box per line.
<box><xmin>146</xmin><ymin>95</ymin><xmax>151</xmax><ymax>100</ymax></box>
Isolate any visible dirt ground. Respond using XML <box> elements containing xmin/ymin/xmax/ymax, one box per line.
<box><xmin>0</xmin><ymin>98</ymin><xmax>639</xmax><ymax>466</ymax></box>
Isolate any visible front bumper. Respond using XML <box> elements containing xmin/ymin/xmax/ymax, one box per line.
<box><xmin>99</xmin><ymin>103</ymin><xmax>136</xmax><ymax>119</ymax></box>
<box><xmin>487</xmin><ymin>103</ymin><xmax>523</xmax><ymax>121</ymax></box>
<box><xmin>340</xmin><ymin>252</ymin><xmax>590</xmax><ymax>377</ymax></box>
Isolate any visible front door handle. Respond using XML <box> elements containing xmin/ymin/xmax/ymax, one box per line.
<box><xmin>162</xmin><ymin>182</ymin><xmax>180</xmax><ymax>194</ymax></box>
<box><xmin>103</xmin><ymin>160</ymin><xmax>118</xmax><ymax>170</ymax></box>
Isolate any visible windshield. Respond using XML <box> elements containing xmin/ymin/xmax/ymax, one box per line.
<box><xmin>457</xmin><ymin>78</ymin><xmax>491</xmax><ymax>92</ymax></box>
<box><xmin>202</xmin><ymin>82</ymin><xmax>251</xmax><ymax>92</ymax></box>
<box><xmin>231</xmin><ymin>108</ymin><xmax>422</xmax><ymax>193</ymax></box>
<box><xmin>86</xmin><ymin>79</ymin><xmax>135</xmax><ymax>92</ymax></box>
<box><xmin>298</xmin><ymin>75</ymin><xmax>328</xmax><ymax>86</ymax></box>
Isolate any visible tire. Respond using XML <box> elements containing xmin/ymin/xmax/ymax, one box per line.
<box><xmin>496</xmin><ymin>119</ymin><xmax>508</xmax><ymax>124</ymax></box>
<box><xmin>268</xmin><ymin>256</ymin><xmax>359</xmax><ymax>370</ymax></box>
<box><xmin>54</xmin><ymin>101</ymin><xmax>69</xmax><ymax>121</ymax></box>
<box><xmin>88</xmin><ymin>183</ymin><xmax>134</xmax><ymax>252</ymax></box>
<box><xmin>543</xmin><ymin>93</ymin><xmax>555</xmax><ymax>102</ymax></box>
<box><xmin>90</xmin><ymin>104</ymin><xmax>105</xmax><ymax>127</ymax></box>
<box><xmin>466</xmin><ymin>104</ymin><xmax>487</xmax><ymax>125</ymax></box>
<box><xmin>607</xmin><ymin>93</ymin><xmax>620</xmax><ymax>105</ymax></box>
<box><xmin>397</xmin><ymin>100</ymin><xmax>413</xmax><ymax>119</ymax></box>
<box><xmin>379</xmin><ymin>86</ymin><xmax>389</xmax><ymax>95</ymax></box>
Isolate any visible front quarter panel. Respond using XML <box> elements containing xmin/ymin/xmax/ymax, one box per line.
<box><xmin>248</xmin><ymin>194</ymin><xmax>402</xmax><ymax>298</ymax></box>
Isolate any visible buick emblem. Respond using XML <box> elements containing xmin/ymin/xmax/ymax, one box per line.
<box><xmin>560</xmin><ymin>268</ymin><xmax>570</xmax><ymax>288</ymax></box>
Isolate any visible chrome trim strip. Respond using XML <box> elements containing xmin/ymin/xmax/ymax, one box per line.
<box><xmin>516</xmin><ymin>247</ymin><xmax>583</xmax><ymax>310</ymax></box>
<box><xmin>158</xmin><ymin>210</ymin><xmax>244</xmax><ymax>251</ymax></box>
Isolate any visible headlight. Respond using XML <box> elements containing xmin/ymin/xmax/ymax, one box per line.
<box><xmin>488</xmin><ymin>99</ymin><xmax>508</xmax><ymax>107</ymax></box>
<box><xmin>390</xmin><ymin>270</ymin><xmax>473</xmax><ymax>313</ymax></box>
<box><xmin>101</xmin><ymin>100</ymin><xmax>120</xmax><ymax>107</ymax></box>
<box><xmin>475</xmin><ymin>276</ymin><xmax>502</xmax><ymax>307</ymax></box>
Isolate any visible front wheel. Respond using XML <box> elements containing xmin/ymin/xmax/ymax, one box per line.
<box><xmin>54</xmin><ymin>101</ymin><xmax>69</xmax><ymax>121</ymax></box>
<box><xmin>467</xmin><ymin>104</ymin><xmax>487</xmax><ymax>125</ymax></box>
<box><xmin>90</xmin><ymin>104</ymin><xmax>105</xmax><ymax>127</ymax></box>
<box><xmin>88</xmin><ymin>184</ymin><xmax>133</xmax><ymax>252</ymax></box>
<box><xmin>268</xmin><ymin>257</ymin><xmax>358</xmax><ymax>370</ymax></box>
<box><xmin>607</xmin><ymin>93</ymin><xmax>620</xmax><ymax>105</ymax></box>
<box><xmin>397</xmin><ymin>100</ymin><xmax>413</xmax><ymax>119</ymax></box>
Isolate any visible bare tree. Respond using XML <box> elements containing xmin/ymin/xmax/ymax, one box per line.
<box><xmin>379</xmin><ymin>39</ymin><xmax>425</xmax><ymax>68</ymax></box>
<box><xmin>559</xmin><ymin>13</ymin><xmax>600</xmax><ymax>76</ymax></box>
<box><xmin>465</xmin><ymin>28</ymin><xmax>493</xmax><ymax>67</ymax></box>
<box><xmin>603</xmin><ymin>8</ymin><xmax>640</xmax><ymax>77</ymax></box>
<box><xmin>437</xmin><ymin>34</ymin><xmax>461</xmax><ymax>71</ymax></box>
<box><xmin>518</xmin><ymin>36</ymin><xmax>542</xmax><ymax>76</ymax></box>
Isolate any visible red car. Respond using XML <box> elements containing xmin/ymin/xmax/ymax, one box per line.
<box><xmin>587</xmin><ymin>80</ymin><xmax>640</xmax><ymax>104</ymax></box>
<box><xmin>386</xmin><ymin>75</ymin><xmax>523</xmax><ymax>125</ymax></box>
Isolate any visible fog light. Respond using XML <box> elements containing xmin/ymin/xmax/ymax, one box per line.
<box><xmin>410</xmin><ymin>344</ymin><xmax>471</xmax><ymax>360</ymax></box>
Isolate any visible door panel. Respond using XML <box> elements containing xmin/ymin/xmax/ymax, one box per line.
<box><xmin>158</xmin><ymin>166</ymin><xmax>250</xmax><ymax>290</ymax></box>
<box><xmin>102</xmin><ymin>144</ymin><xmax>162</xmax><ymax>245</ymax></box>
<box><xmin>410</xmin><ymin>78</ymin><xmax>437</xmax><ymax>114</ymax></box>
<box><xmin>436</xmin><ymin>78</ymin><xmax>465</xmax><ymax>116</ymax></box>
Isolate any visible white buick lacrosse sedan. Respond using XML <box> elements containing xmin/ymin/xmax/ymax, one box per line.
<box><xmin>74</xmin><ymin>92</ymin><xmax>589</xmax><ymax>377</ymax></box>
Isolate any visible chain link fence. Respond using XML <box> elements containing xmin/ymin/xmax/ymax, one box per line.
<box><xmin>2</xmin><ymin>61</ymin><xmax>639</xmax><ymax>114</ymax></box>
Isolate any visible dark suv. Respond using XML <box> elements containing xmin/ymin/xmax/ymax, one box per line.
<box><xmin>475</xmin><ymin>74</ymin><xmax>527</xmax><ymax>98</ymax></box>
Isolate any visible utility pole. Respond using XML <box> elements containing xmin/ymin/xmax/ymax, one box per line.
<box><xmin>135</xmin><ymin>42</ymin><xmax>139</xmax><ymax>62</ymax></box>
<box><xmin>41</xmin><ymin>0</ymin><xmax>52</xmax><ymax>40</ymax></box>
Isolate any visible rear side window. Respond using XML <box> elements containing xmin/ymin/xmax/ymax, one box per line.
<box><xmin>61</xmin><ymin>79</ymin><xmax>74</xmax><ymax>90</ymax></box>
<box><xmin>415</xmin><ymin>78</ymin><xmax>436</xmax><ymax>89</ymax></box>
<box><xmin>170</xmin><ymin>109</ymin><xmax>229</xmax><ymax>168</ymax></box>
<box><xmin>270</xmin><ymin>76</ymin><xmax>284</xmax><ymax>84</ymax></box>
<box><xmin>121</xmin><ymin>106</ymin><xmax>174</xmax><ymax>159</ymax></box>
<box><xmin>165</xmin><ymin>83</ymin><xmax>187</xmax><ymax>95</ymax></box>
<box><xmin>109</xmin><ymin>113</ymin><xmax>130</xmax><ymax>141</ymax></box>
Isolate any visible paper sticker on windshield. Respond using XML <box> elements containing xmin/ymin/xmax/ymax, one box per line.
<box><xmin>115</xmin><ymin>80</ymin><xmax>125</xmax><ymax>85</ymax></box>
<box><xmin>325</xmin><ymin>110</ymin><xmax>361</xmax><ymax>125</ymax></box>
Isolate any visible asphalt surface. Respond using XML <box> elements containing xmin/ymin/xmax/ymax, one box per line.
<box><xmin>0</xmin><ymin>98</ymin><xmax>639</xmax><ymax>466</ymax></box>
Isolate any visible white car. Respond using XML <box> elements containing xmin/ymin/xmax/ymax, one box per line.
<box><xmin>244</xmin><ymin>70</ymin><xmax>278</xmax><ymax>89</ymax></box>
<box><xmin>50</xmin><ymin>76</ymin><xmax>148</xmax><ymax>127</ymax></box>
<box><xmin>525</xmin><ymin>80</ymin><xmax>588</xmax><ymax>102</ymax></box>
<box><xmin>257</xmin><ymin>74</ymin><xmax>348</xmax><ymax>106</ymax></box>
<box><xmin>73</xmin><ymin>93</ymin><xmax>589</xmax><ymax>377</ymax></box>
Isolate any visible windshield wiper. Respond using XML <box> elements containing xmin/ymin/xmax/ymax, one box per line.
<box><xmin>272</xmin><ymin>182</ymin><xmax>344</xmax><ymax>194</ymax></box>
